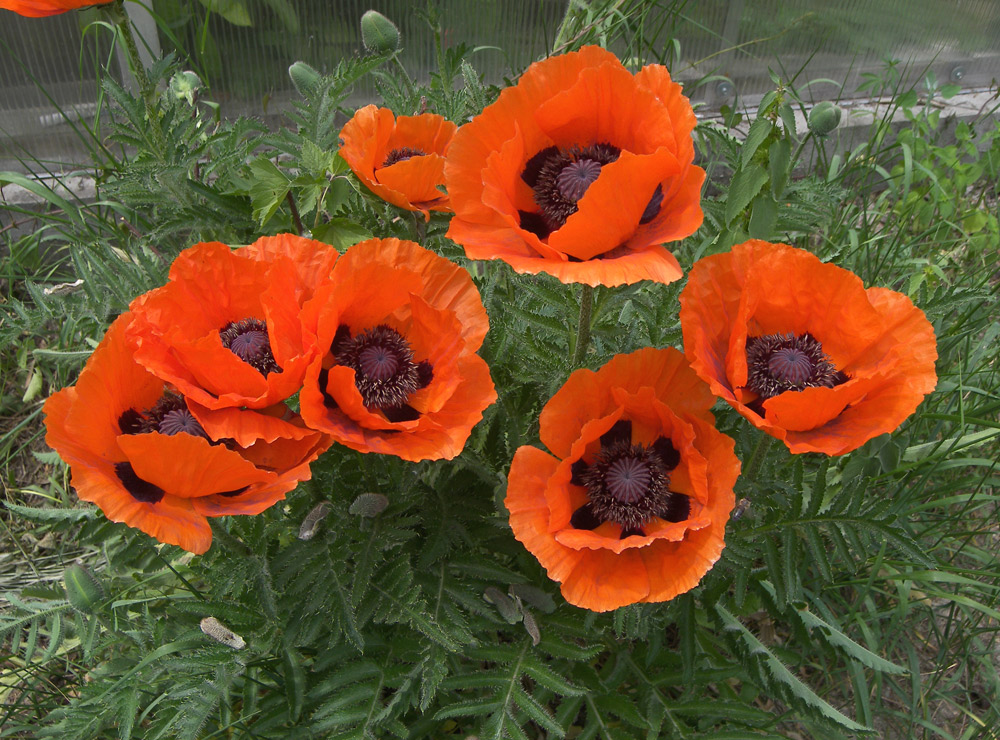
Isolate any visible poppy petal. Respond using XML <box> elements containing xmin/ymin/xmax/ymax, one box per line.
<box><xmin>117</xmin><ymin>432</ymin><xmax>275</xmax><ymax>498</ymax></box>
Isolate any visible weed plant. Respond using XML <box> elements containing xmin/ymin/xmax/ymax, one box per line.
<box><xmin>1</xmin><ymin>2</ymin><xmax>999</xmax><ymax>739</ymax></box>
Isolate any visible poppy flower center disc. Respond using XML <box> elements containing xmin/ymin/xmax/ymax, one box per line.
<box><xmin>569</xmin><ymin>420</ymin><xmax>690</xmax><ymax>536</ymax></box>
<box><xmin>332</xmin><ymin>324</ymin><xmax>434</xmax><ymax>421</ymax></box>
<box><xmin>220</xmin><ymin>318</ymin><xmax>282</xmax><ymax>377</ymax></box>
<box><xmin>745</xmin><ymin>332</ymin><xmax>848</xmax><ymax>401</ymax></box>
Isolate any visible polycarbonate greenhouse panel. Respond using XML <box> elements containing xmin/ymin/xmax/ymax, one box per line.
<box><xmin>1</xmin><ymin>0</ymin><xmax>999</xmax><ymax>171</ymax></box>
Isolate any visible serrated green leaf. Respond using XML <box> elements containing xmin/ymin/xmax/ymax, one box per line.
<box><xmin>725</xmin><ymin>163</ymin><xmax>769</xmax><ymax>226</ymax></box>
<box><xmin>716</xmin><ymin>604</ymin><xmax>871</xmax><ymax>732</ymax></box>
<box><xmin>796</xmin><ymin>603</ymin><xmax>906</xmax><ymax>674</ymax></box>
<box><xmin>741</xmin><ymin>117</ymin><xmax>773</xmax><ymax>167</ymax></box>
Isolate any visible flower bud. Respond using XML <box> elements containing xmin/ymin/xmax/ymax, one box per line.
<box><xmin>360</xmin><ymin>10</ymin><xmax>400</xmax><ymax>54</ymax></box>
<box><xmin>168</xmin><ymin>70</ymin><xmax>203</xmax><ymax>106</ymax></box>
<box><xmin>64</xmin><ymin>564</ymin><xmax>104</xmax><ymax>614</ymax></box>
<box><xmin>808</xmin><ymin>101</ymin><xmax>842</xmax><ymax>136</ymax></box>
<box><xmin>200</xmin><ymin>617</ymin><xmax>245</xmax><ymax>649</ymax></box>
<box><xmin>288</xmin><ymin>61</ymin><xmax>321</xmax><ymax>97</ymax></box>
<box><xmin>350</xmin><ymin>492</ymin><xmax>389</xmax><ymax>517</ymax></box>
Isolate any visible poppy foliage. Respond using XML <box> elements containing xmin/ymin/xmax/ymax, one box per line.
<box><xmin>43</xmin><ymin>316</ymin><xmax>327</xmax><ymax>554</ymax></box>
<box><xmin>505</xmin><ymin>348</ymin><xmax>739</xmax><ymax>612</ymax></box>
<box><xmin>126</xmin><ymin>234</ymin><xmax>338</xmax><ymax>445</ymax></box>
<box><xmin>339</xmin><ymin>105</ymin><xmax>457</xmax><ymax>219</ymax></box>
<box><xmin>0</xmin><ymin>0</ymin><xmax>111</xmax><ymax>16</ymax></box>
<box><xmin>445</xmin><ymin>45</ymin><xmax>704</xmax><ymax>287</ymax></box>
<box><xmin>680</xmin><ymin>240</ymin><xmax>938</xmax><ymax>455</ymax></box>
<box><xmin>299</xmin><ymin>237</ymin><xmax>496</xmax><ymax>462</ymax></box>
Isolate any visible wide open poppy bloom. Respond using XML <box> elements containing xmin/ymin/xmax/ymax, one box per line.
<box><xmin>0</xmin><ymin>0</ymin><xmax>111</xmax><ymax>16</ymax></box>
<box><xmin>44</xmin><ymin>315</ymin><xmax>327</xmax><ymax>554</ymax></box>
<box><xmin>505</xmin><ymin>348</ymin><xmax>739</xmax><ymax>612</ymax></box>
<box><xmin>299</xmin><ymin>237</ymin><xmax>496</xmax><ymax>461</ymax></box>
<box><xmin>339</xmin><ymin>105</ymin><xmax>457</xmax><ymax>219</ymax></box>
<box><xmin>445</xmin><ymin>46</ymin><xmax>704</xmax><ymax>287</ymax></box>
<box><xmin>679</xmin><ymin>240</ymin><xmax>938</xmax><ymax>456</ymax></box>
<box><xmin>126</xmin><ymin>234</ymin><xmax>338</xmax><ymax>445</ymax></box>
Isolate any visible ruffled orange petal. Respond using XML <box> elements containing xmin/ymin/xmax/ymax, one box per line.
<box><xmin>117</xmin><ymin>433</ymin><xmax>276</xmax><ymax>498</ymax></box>
<box><xmin>390</xmin><ymin>113</ymin><xmax>457</xmax><ymax>155</ymax></box>
<box><xmin>187</xmin><ymin>400</ymin><xmax>319</xmax><ymax>447</ymax></box>
<box><xmin>548</xmin><ymin>150</ymin><xmax>681</xmax><ymax>261</ymax></box>
<box><xmin>540</xmin><ymin>347</ymin><xmax>716</xmax><ymax>458</ymax></box>
<box><xmin>330</xmin><ymin>237</ymin><xmax>490</xmax><ymax>350</ymax></box>
<box><xmin>506</xmin><ymin>446</ymin><xmax>585</xmax><ymax>584</ymax></box>
<box><xmin>375</xmin><ymin>154</ymin><xmax>450</xmax><ymax>211</ymax></box>
<box><xmin>560</xmin><ymin>547</ymin><xmax>651</xmax><ymax>612</ymax></box>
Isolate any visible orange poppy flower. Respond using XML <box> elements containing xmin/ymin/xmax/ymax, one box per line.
<box><xmin>679</xmin><ymin>240</ymin><xmax>938</xmax><ymax>456</ymax></box>
<box><xmin>339</xmin><ymin>105</ymin><xmax>457</xmax><ymax>219</ymax></box>
<box><xmin>43</xmin><ymin>315</ymin><xmax>327</xmax><ymax>554</ymax></box>
<box><xmin>126</xmin><ymin>233</ymin><xmax>338</xmax><ymax>444</ymax></box>
<box><xmin>505</xmin><ymin>348</ymin><xmax>739</xmax><ymax>612</ymax></box>
<box><xmin>299</xmin><ymin>237</ymin><xmax>496</xmax><ymax>461</ymax></box>
<box><xmin>444</xmin><ymin>46</ymin><xmax>704</xmax><ymax>287</ymax></box>
<box><xmin>0</xmin><ymin>0</ymin><xmax>111</xmax><ymax>16</ymax></box>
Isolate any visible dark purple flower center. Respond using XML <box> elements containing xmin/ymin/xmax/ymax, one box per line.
<box><xmin>745</xmin><ymin>332</ymin><xmax>848</xmax><ymax>402</ymax></box>
<box><xmin>568</xmin><ymin>419</ymin><xmax>690</xmax><ymax>536</ymax></box>
<box><xmin>220</xmin><ymin>318</ymin><xmax>282</xmax><ymax>377</ymax></box>
<box><xmin>118</xmin><ymin>392</ymin><xmax>208</xmax><ymax>439</ymax></box>
<box><xmin>330</xmin><ymin>324</ymin><xmax>433</xmax><ymax>422</ymax></box>
<box><xmin>517</xmin><ymin>143</ymin><xmax>665</xmax><ymax>241</ymax></box>
<box><xmin>382</xmin><ymin>147</ymin><xmax>426</xmax><ymax>168</ymax></box>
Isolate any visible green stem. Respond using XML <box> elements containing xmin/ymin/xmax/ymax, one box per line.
<box><xmin>742</xmin><ymin>433</ymin><xmax>775</xmax><ymax>484</ymax></box>
<box><xmin>570</xmin><ymin>284</ymin><xmax>594</xmax><ymax>368</ymax></box>
<box><xmin>392</xmin><ymin>55</ymin><xmax>416</xmax><ymax>104</ymax></box>
<box><xmin>411</xmin><ymin>211</ymin><xmax>426</xmax><ymax>242</ymax></box>
<box><xmin>109</xmin><ymin>1</ymin><xmax>166</xmax><ymax>155</ymax></box>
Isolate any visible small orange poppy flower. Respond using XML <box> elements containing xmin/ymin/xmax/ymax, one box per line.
<box><xmin>299</xmin><ymin>237</ymin><xmax>496</xmax><ymax>461</ymax></box>
<box><xmin>339</xmin><ymin>105</ymin><xmax>457</xmax><ymax>219</ymax></box>
<box><xmin>43</xmin><ymin>315</ymin><xmax>327</xmax><ymax>554</ymax></box>
<box><xmin>505</xmin><ymin>348</ymin><xmax>739</xmax><ymax>612</ymax></box>
<box><xmin>0</xmin><ymin>0</ymin><xmax>111</xmax><ymax>16</ymax></box>
<box><xmin>679</xmin><ymin>240</ymin><xmax>938</xmax><ymax>456</ymax></box>
<box><xmin>126</xmin><ymin>234</ymin><xmax>338</xmax><ymax>444</ymax></box>
<box><xmin>445</xmin><ymin>46</ymin><xmax>704</xmax><ymax>287</ymax></box>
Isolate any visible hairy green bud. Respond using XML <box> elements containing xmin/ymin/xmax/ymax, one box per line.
<box><xmin>360</xmin><ymin>10</ymin><xmax>400</xmax><ymax>55</ymax></box>
<box><xmin>168</xmin><ymin>70</ymin><xmax>203</xmax><ymax>106</ymax></box>
<box><xmin>288</xmin><ymin>61</ymin><xmax>321</xmax><ymax>97</ymax></box>
<box><xmin>350</xmin><ymin>492</ymin><xmax>389</xmax><ymax>517</ymax></box>
<box><xmin>64</xmin><ymin>564</ymin><xmax>104</xmax><ymax>614</ymax></box>
<box><xmin>808</xmin><ymin>101</ymin><xmax>843</xmax><ymax>136</ymax></box>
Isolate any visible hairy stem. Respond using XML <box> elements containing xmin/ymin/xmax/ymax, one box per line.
<box><xmin>109</xmin><ymin>1</ymin><xmax>166</xmax><ymax>155</ymax></box>
<box><xmin>742</xmin><ymin>433</ymin><xmax>775</xmax><ymax>484</ymax></box>
<box><xmin>570</xmin><ymin>284</ymin><xmax>594</xmax><ymax>368</ymax></box>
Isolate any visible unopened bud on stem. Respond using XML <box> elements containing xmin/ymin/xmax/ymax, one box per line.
<box><xmin>360</xmin><ymin>10</ymin><xmax>400</xmax><ymax>55</ymax></box>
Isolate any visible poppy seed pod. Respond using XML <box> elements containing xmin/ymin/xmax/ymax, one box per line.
<box><xmin>360</xmin><ymin>10</ymin><xmax>400</xmax><ymax>55</ymax></box>
<box><xmin>808</xmin><ymin>101</ymin><xmax>842</xmax><ymax>136</ymax></box>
